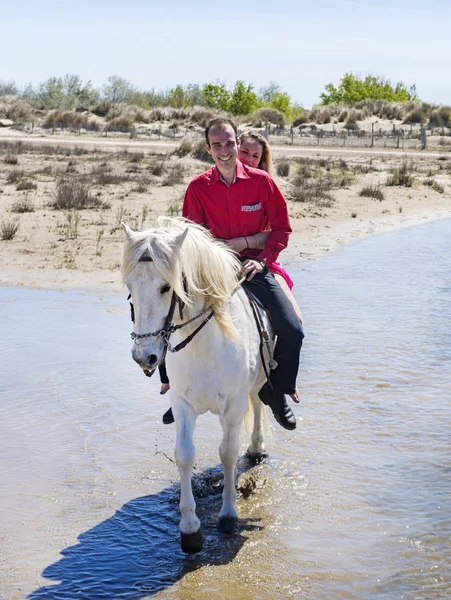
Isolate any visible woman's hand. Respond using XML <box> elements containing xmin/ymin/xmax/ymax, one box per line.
<box><xmin>241</xmin><ymin>258</ymin><xmax>265</xmax><ymax>281</ymax></box>
<box><xmin>224</xmin><ymin>237</ymin><xmax>248</xmax><ymax>253</ymax></box>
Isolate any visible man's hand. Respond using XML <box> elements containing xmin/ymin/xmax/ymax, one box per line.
<box><xmin>224</xmin><ymin>237</ymin><xmax>248</xmax><ymax>253</ymax></box>
<box><xmin>241</xmin><ymin>258</ymin><xmax>265</xmax><ymax>281</ymax></box>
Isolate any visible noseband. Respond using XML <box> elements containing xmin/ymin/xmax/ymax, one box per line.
<box><xmin>128</xmin><ymin>254</ymin><xmax>214</xmax><ymax>355</ymax></box>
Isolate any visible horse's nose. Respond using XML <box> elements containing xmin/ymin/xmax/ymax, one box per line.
<box><xmin>132</xmin><ymin>348</ymin><xmax>159</xmax><ymax>370</ymax></box>
<box><xmin>147</xmin><ymin>354</ymin><xmax>158</xmax><ymax>368</ymax></box>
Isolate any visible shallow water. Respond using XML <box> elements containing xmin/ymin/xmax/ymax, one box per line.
<box><xmin>1</xmin><ymin>219</ymin><xmax>450</xmax><ymax>599</ymax></box>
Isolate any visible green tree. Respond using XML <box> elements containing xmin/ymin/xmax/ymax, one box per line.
<box><xmin>228</xmin><ymin>81</ymin><xmax>258</xmax><ymax>115</ymax></box>
<box><xmin>321</xmin><ymin>73</ymin><xmax>418</xmax><ymax>105</ymax></box>
<box><xmin>259</xmin><ymin>81</ymin><xmax>281</xmax><ymax>104</ymax></box>
<box><xmin>202</xmin><ymin>81</ymin><xmax>231</xmax><ymax>111</ymax></box>
<box><xmin>168</xmin><ymin>84</ymin><xmax>185</xmax><ymax>108</ymax></box>
<box><xmin>0</xmin><ymin>80</ymin><xmax>18</xmax><ymax>96</ymax></box>
<box><xmin>102</xmin><ymin>76</ymin><xmax>134</xmax><ymax>104</ymax></box>
<box><xmin>36</xmin><ymin>77</ymin><xmax>65</xmax><ymax>109</ymax></box>
<box><xmin>184</xmin><ymin>84</ymin><xmax>203</xmax><ymax>107</ymax></box>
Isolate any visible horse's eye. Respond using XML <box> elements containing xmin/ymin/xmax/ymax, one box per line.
<box><xmin>160</xmin><ymin>284</ymin><xmax>171</xmax><ymax>294</ymax></box>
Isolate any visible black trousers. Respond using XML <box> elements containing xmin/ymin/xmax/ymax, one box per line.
<box><xmin>243</xmin><ymin>269</ymin><xmax>304</xmax><ymax>395</ymax></box>
<box><xmin>158</xmin><ymin>270</ymin><xmax>304</xmax><ymax>395</ymax></box>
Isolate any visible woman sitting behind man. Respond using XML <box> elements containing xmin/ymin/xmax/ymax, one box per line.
<box><xmin>228</xmin><ymin>130</ymin><xmax>303</xmax><ymax>323</ymax></box>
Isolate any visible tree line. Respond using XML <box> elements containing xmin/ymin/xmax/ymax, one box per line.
<box><xmin>0</xmin><ymin>73</ymin><xmax>419</xmax><ymax>119</ymax></box>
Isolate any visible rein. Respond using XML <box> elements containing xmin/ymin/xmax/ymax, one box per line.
<box><xmin>128</xmin><ymin>254</ymin><xmax>216</xmax><ymax>355</ymax></box>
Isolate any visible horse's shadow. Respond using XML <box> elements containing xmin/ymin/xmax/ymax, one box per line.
<box><xmin>27</xmin><ymin>456</ymin><xmax>265</xmax><ymax>599</ymax></box>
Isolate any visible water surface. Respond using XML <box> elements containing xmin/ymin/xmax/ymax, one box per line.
<box><xmin>1</xmin><ymin>219</ymin><xmax>450</xmax><ymax>599</ymax></box>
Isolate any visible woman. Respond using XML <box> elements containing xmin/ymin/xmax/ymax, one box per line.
<box><xmin>231</xmin><ymin>130</ymin><xmax>303</xmax><ymax>323</ymax></box>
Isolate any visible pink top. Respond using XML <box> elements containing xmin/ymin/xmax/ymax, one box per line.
<box><xmin>269</xmin><ymin>261</ymin><xmax>294</xmax><ymax>290</ymax></box>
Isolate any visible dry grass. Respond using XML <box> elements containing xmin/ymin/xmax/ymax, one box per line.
<box><xmin>359</xmin><ymin>184</ymin><xmax>385</xmax><ymax>201</ymax></box>
<box><xmin>1</xmin><ymin>217</ymin><xmax>20</xmax><ymax>240</ymax></box>
<box><xmin>161</xmin><ymin>164</ymin><xmax>185</xmax><ymax>186</ymax></box>
<box><xmin>386</xmin><ymin>163</ymin><xmax>414</xmax><ymax>187</ymax></box>
<box><xmin>4</xmin><ymin>154</ymin><xmax>18</xmax><ymax>165</ymax></box>
<box><xmin>6</xmin><ymin>170</ymin><xmax>25</xmax><ymax>184</ymax></box>
<box><xmin>16</xmin><ymin>180</ymin><xmax>37</xmax><ymax>191</ymax></box>
<box><xmin>11</xmin><ymin>197</ymin><xmax>36</xmax><ymax>213</ymax></box>
<box><xmin>52</xmin><ymin>178</ymin><xmax>109</xmax><ymax>210</ymax></box>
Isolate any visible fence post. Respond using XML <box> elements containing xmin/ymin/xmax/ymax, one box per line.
<box><xmin>290</xmin><ymin>125</ymin><xmax>294</xmax><ymax>144</ymax></box>
<box><xmin>420</xmin><ymin>125</ymin><xmax>427</xmax><ymax>150</ymax></box>
<box><xmin>371</xmin><ymin>122</ymin><xmax>374</xmax><ymax>147</ymax></box>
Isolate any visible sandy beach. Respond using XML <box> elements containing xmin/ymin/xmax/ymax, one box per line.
<box><xmin>1</xmin><ymin>134</ymin><xmax>450</xmax><ymax>293</ymax></box>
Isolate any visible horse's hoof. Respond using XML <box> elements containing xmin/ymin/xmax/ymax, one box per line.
<box><xmin>246</xmin><ymin>450</ymin><xmax>268</xmax><ymax>464</ymax></box>
<box><xmin>180</xmin><ymin>529</ymin><xmax>203</xmax><ymax>554</ymax></box>
<box><xmin>218</xmin><ymin>515</ymin><xmax>237</xmax><ymax>534</ymax></box>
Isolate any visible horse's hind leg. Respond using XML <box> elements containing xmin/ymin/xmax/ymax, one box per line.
<box><xmin>247</xmin><ymin>391</ymin><xmax>267</xmax><ymax>459</ymax></box>
<box><xmin>218</xmin><ymin>400</ymin><xmax>247</xmax><ymax>534</ymax></box>
<box><xmin>173</xmin><ymin>395</ymin><xmax>203</xmax><ymax>554</ymax></box>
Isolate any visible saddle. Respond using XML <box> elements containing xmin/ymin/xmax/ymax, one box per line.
<box><xmin>241</xmin><ymin>286</ymin><xmax>277</xmax><ymax>387</ymax></box>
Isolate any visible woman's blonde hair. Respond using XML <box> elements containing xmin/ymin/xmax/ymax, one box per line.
<box><xmin>239</xmin><ymin>129</ymin><xmax>274</xmax><ymax>178</ymax></box>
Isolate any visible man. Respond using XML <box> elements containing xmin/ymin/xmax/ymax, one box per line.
<box><xmin>180</xmin><ymin>117</ymin><xmax>304</xmax><ymax>431</ymax></box>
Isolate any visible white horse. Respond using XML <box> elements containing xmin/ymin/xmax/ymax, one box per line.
<box><xmin>122</xmin><ymin>217</ymin><xmax>270</xmax><ymax>554</ymax></box>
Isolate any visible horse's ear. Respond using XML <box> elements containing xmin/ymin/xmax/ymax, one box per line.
<box><xmin>173</xmin><ymin>228</ymin><xmax>189</xmax><ymax>249</ymax></box>
<box><xmin>121</xmin><ymin>223</ymin><xmax>133</xmax><ymax>239</ymax></box>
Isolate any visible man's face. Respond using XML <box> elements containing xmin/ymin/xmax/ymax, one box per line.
<box><xmin>206</xmin><ymin>125</ymin><xmax>239</xmax><ymax>170</ymax></box>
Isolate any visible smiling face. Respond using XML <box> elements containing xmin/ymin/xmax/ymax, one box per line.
<box><xmin>206</xmin><ymin>124</ymin><xmax>239</xmax><ymax>181</ymax></box>
<box><xmin>238</xmin><ymin>138</ymin><xmax>264</xmax><ymax>169</ymax></box>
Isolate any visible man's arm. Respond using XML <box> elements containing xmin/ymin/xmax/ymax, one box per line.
<box><xmin>182</xmin><ymin>182</ymin><xmax>205</xmax><ymax>225</ymax></box>
<box><xmin>258</xmin><ymin>178</ymin><xmax>292</xmax><ymax>265</ymax></box>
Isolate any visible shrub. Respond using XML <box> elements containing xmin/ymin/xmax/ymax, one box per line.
<box><xmin>52</xmin><ymin>178</ymin><xmax>108</xmax><ymax>209</ymax></box>
<box><xmin>276</xmin><ymin>160</ymin><xmax>290</xmax><ymax>177</ymax></box>
<box><xmin>4</xmin><ymin>154</ymin><xmax>18</xmax><ymax>165</ymax></box>
<box><xmin>386</xmin><ymin>163</ymin><xmax>413</xmax><ymax>187</ymax></box>
<box><xmin>128</xmin><ymin>152</ymin><xmax>144</xmax><ymax>163</ymax></box>
<box><xmin>292</xmin><ymin>114</ymin><xmax>308</xmax><ymax>127</ymax></box>
<box><xmin>148</xmin><ymin>161</ymin><xmax>165</xmax><ymax>176</ymax></box>
<box><xmin>132</xmin><ymin>177</ymin><xmax>151</xmax><ymax>193</ymax></box>
<box><xmin>167</xmin><ymin>201</ymin><xmax>182</xmax><ymax>216</ymax></box>
<box><xmin>161</xmin><ymin>165</ymin><xmax>185</xmax><ymax>186</ymax></box>
<box><xmin>359</xmin><ymin>184</ymin><xmax>385</xmax><ymax>201</ymax></box>
<box><xmin>429</xmin><ymin>106</ymin><xmax>450</xmax><ymax>127</ymax></box>
<box><xmin>403</xmin><ymin>106</ymin><xmax>425</xmax><ymax>124</ymax></box>
<box><xmin>91</xmin><ymin>164</ymin><xmax>131</xmax><ymax>185</ymax></box>
<box><xmin>1</xmin><ymin>217</ymin><xmax>20</xmax><ymax>240</ymax></box>
<box><xmin>424</xmin><ymin>178</ymin><xmax>445</xmax><ymax>193</ymax></box>
<box><xmin>6</xmin><ymin>170</ymin><xmax>25</xmax><ymax>184</ymax></box>
<box><xmin>11</xmin><ymin>197</ymin><xmax>35</xmax><ymax>213</ymax></box>
<box><xmin>175</xmin><ymin>139</ymin><xmax>193</xmax><ymax>157</ymax></box>
<box><xmin>289</xmin><ymin>177</ymin><xmax>335</xmax><ymax>206</ymax></box>
<box><xmin>190</xmin><ymin>107</ymin><xmax>216</xmax><ymax>127</ymax></box>
<box><xmin>250</xmin><ymin>107</ymin><xmax>285</xmax><ymax>128</ymax></box>
<box><xmin>344</xmin><ymin>110</ymin><xmax>359</xmax><ymax>129</ymax></box>
<box><xmin>192</xmin><ymin>140</ymin><xmax>213</xmax><ymax>163</ymax></box>
<box><xmin>16</xmin><ymin>180</ymin><xmax>37</xmax><ymax>191</ymax></box>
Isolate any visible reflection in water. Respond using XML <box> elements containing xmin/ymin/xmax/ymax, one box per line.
<box><xmin>1</xmin><ymin>218</ymin><xmax>451</xmax><ymax>599</ymax></box>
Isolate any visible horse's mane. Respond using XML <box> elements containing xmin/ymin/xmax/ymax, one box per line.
<box><xmin>122</xmin><ymin>217</ymin><xmax>242</xmax><ymax>337</ymax></box>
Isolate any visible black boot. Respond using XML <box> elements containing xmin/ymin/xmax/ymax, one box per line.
<box><xmin>258</xmin><ymin>382</ymin><xmax>297</xmax><ymax>430</ymax></box>
<box><xmin>163</xmin><ymin>407</ymin><xmax>174</xmax><ymax>425</ymax></box>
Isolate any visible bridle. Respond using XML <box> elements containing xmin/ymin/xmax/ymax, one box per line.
<box><xmin>128</xmin><ymin>255</ymin><xmax>214</xmax><ymax>355</ymax></box>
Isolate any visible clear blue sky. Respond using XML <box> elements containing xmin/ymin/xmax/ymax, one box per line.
<box><xmin>1</xmin><ymin>0</ymin><xmax>450</xmax><ymax>107</ymax></box>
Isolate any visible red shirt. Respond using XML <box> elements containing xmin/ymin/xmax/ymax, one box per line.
<box><xmin>182</xmin><ymin>160</ymin><xmax>292</xmax><ymax>266</ymax></box>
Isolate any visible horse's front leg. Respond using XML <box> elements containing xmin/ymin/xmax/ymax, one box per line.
<box><xmin>172</xmin><ymin>393</ymin><xmax>202</xmax><ymax>554</ymax></box>
<box><xmin>218</xmin><ymin>396</ymin><xmax>247</xmax><ymax>534</ymax></box>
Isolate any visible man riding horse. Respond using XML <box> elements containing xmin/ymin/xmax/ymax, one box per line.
<box><xmin>180</xmin><ymin>117</ymin><xmax>304</xmax><ymax>431</ymax></box>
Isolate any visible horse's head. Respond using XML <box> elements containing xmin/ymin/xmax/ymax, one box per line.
<box><xmin>121</xmin><ymin>222</ymin><xmax>188</xmax><ymax>371</ymax></box>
